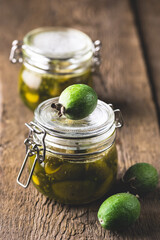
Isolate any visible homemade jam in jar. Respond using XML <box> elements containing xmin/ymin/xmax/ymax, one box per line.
<box><xmin>10</xmin><ymin>27</ymin><xmax>101</xmax><ymax>110</ymax></box>
<box><xmin>17</xmin><ymin>98</ymin><xmax>123</xmax><ymax>204</ymax></box>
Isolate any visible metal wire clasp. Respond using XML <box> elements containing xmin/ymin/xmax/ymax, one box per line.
<box><xmin>17</xmin><ymin>122</ymin><xmax>46</xmax><ymax>188</ymax></box>
<box><xmin>92</xmin><ymin>40</ymin><xmax>101</xmax><ymax>72</ymax></box>
<box><xmin>9</xmin><ymin>40</ymin><xmax>23</xmax><ymax>63</ymax></box>
<box><xmin>114</xmin><ymin>109</ymin><xmax>124</xmax><ymax>128</ymax></box>
<box><xmin>109</xmin><ymin>104</ymin><xmax>123</xmax><ymax>128</ymax></box>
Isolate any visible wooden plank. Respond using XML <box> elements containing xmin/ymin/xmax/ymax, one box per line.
<box><xmin>132</xmin><ymin>0</ymin><xmax>160</xmax><ymax>122</ymax></box>
<box><xmin>0</xmin><ymin>0</ymin><xmax>160</xmax><ymax>239</ymax></box>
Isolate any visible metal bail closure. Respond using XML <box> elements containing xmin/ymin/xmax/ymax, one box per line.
<box><xmin>92</xmin><ymin>40</ymin><xmax>101</xmax><ymax>72</ymax></box>
<box><xmin>9</xmin><ymin>40</ymin><xmax>23</xmax><ymax>63</ymax></box>
<box><xmin>17</xmin><ymin>122</ymin><xmax>46</xmax><ymax>188</ymax></box>
<box><xmin>114</xmin><ymin>109</ymin><xmax>124</xmax><ymax>128</ymax></box>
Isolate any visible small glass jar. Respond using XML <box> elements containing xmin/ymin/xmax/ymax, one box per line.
<box><xmin>10</xmin><ymin>27</ymin><xmax>101</xmax><ymax>110</ymax></box>
<box><xmin>17</xmin><ymin>98</ymin><xmax>123</xmax><ymax>205</ymax></box>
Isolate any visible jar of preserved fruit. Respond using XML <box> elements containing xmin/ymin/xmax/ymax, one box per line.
<box><xmin>17</xmin><ymin>98</ymin><xmax>123</xmax><ymax>205</ymax></box>
<box><xmin>10</xmin><ymin>27</ymin><xmax>101</xmax><ymax>110</ymax></box>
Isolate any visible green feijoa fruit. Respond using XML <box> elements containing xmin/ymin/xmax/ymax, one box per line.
<box><xmin>123</xmin><ymin>162</ymin><xmax>159</xmax><ymax>195</ymax></box>
<box><xmin>51</xmin><ymin>84</ymin><xmax>97</xmax><ymax>120</ymax></box>
<box><xmin>98</xmin><ymin>193</ymin><xmax>140</xmax><ymax>231</ymax></box>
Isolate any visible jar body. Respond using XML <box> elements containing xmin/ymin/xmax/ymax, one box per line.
<box><xmin>19</xmin><ymin>64</ymin><xmax>92</xmax><ymax>111</ymax></box>
<box><xmin>29</xmin><ymin>142</ymin><xmax>118</xmax><ymax>204</ymax></box>
<box><xmin>16</xmin><ymin>98</ymin><xmax>123</xmax><ymax>204</ymax></box>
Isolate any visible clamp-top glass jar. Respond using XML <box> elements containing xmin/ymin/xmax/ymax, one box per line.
<box><xmin>17</xmin><ymin>98</ymin><xmax>123</xmax><ymax>205</ymax></box>
<box><xmin>10</xmin><ymin>27</ymin><xmax>101</xmax><ymax>110</ymax></box>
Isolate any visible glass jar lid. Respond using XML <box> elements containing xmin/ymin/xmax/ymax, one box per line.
<box><xmin>22</xmin><ymin>27</ymin><xmax>96</xmax><ymax>72</ymax></box>
<box><xmin>23</xmin><ymin>27</ymin><xmax>94</xmax><ymax>60</ymax></box>
<box><xmin>34</xmin><ymin>97</ymin><xmax>115</xmax><ymax>139</ymax></box>
<box><xmin>10</xmin><ymin>27</ymin><xmax>101</xmax><ymax>73</ymax></box>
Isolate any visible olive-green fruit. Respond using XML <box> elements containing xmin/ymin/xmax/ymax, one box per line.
<box><xmin>45</xmin><ymin>156</ymin><xmax>62</xmax><ymax>175</ymax></box>
<box><xmin>52</xmin><ymin>180</ymin><xmax>96</xmax><ymax>203</ymax></box>
<box><xmin>29</xmin><ymin>155</ymin><xmax>45</xmax><ymax>174</ymax></box>
<box><xmin>51</xmin><ymin>84</ymin><xmax>97</xmax><ymax>120</ymax></box>
<box><xmin>47</xmin><ymin>162</ymin><xmax>85</xmax><ymax>181</ymax></box>
<box><xmin>98</xmin><ymin>193</ymin><xmax>140</xmax><ymax>231</ymax></box>
<box><xmin>123</xmin><ymin>163</ymin><xmax>159</xmax><ymax>195</ymax></box>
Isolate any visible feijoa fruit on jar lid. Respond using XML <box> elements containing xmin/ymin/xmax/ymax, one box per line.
<box><xmin>51</xmin><ymin>84</ymin><xmax>98</xmax><ymax>120</ymax></box>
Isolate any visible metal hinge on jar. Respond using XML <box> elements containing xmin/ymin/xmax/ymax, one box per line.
<box><xmin>109</xmin><ymin>104</ymin><xmax>124</xmax><ymax>128</ymax></box>
<box><xmin>92</xmin><ymin>40</ymin><xmax>101</xmax><ymax>72</ymax></box>
<box><xmin>9</xmin><ymin>40</ymin><xmax>23</xmax><ymax>63</ymax></box>
<box><xmin>17</xmin><ymin>122</ymin><xmax>46</xmax><ymax>188</ymax></box>
<box><xmin>114</xmin><ymin>109</ymin><xmax>124</xmax><ymax>128</ymax></box>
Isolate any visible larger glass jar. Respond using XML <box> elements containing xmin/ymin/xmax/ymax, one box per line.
<box><xmin>10</xmin><ymin>27</ymin><xmax>101</xmax><ymax>110</ymax></box>
<box><xmin>17</xmin><ymin>98</ymin><xmax>123</xmax><ymax>205</ymax></box>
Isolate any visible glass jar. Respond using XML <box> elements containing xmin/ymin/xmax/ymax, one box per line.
<box><xmin>17</xmin><ymin>98</ymin><xmax>123</xmax><ymax>204</ymax></box>
<box><xmin>10</xmin><ymin>27</ymin><xmax>101</xmax><ymax>110</ymax></box>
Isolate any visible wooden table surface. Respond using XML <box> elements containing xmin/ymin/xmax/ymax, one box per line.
<box><xmin>1</xmin><ymin>0</ymin><xmax>160</xmax><ymax>239</ymax></box>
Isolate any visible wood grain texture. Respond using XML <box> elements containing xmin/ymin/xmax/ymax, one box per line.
<box><xmin>132</xmin><ymin>0</ymin><xmax>160</xmax><ymax>123</ymax></box>
<box><xmin>0</xmin><ymin>0</ymin><xmax>160</xmax><ymax>239</ymax></box>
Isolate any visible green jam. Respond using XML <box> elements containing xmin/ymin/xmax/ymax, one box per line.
<box><xmin>19</xmin><ymin>65</ymin><xmax>92</xmax><ymax>111</ymax></box>
<box><xmin>29</xmin><ymin>143</ymin><xmax>118</xmax><ymax>204</ymax></box>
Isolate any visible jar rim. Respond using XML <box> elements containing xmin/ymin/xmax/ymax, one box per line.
<box><xmin>34</xmin><ymin>97</ymin><xmax>115</xmax><ymax>140</ymax></box>
<box><xmin>26</xmin><ymin>98</ymin><xmax>123</xmax><ymax>158</ymax></box>
<box><xmin>21</xmin><ymin>27</ymin><xmax>95</xmax><ymax>72</ymax></box>
<box><xmin>23</xmin><ymin>27</ymin><xmax>94</xmax><ymax>60</ymax></box>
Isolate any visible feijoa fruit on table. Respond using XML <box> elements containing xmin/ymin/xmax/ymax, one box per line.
<box><xmin>123</xmin><ymin>162</ymin><xmax>159</xmax><ymax>195</ymax></box>
<box><xmin>97</xmin><ymin>193</ymin><xmax>141</xmax><ymax>231</ymax></box>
